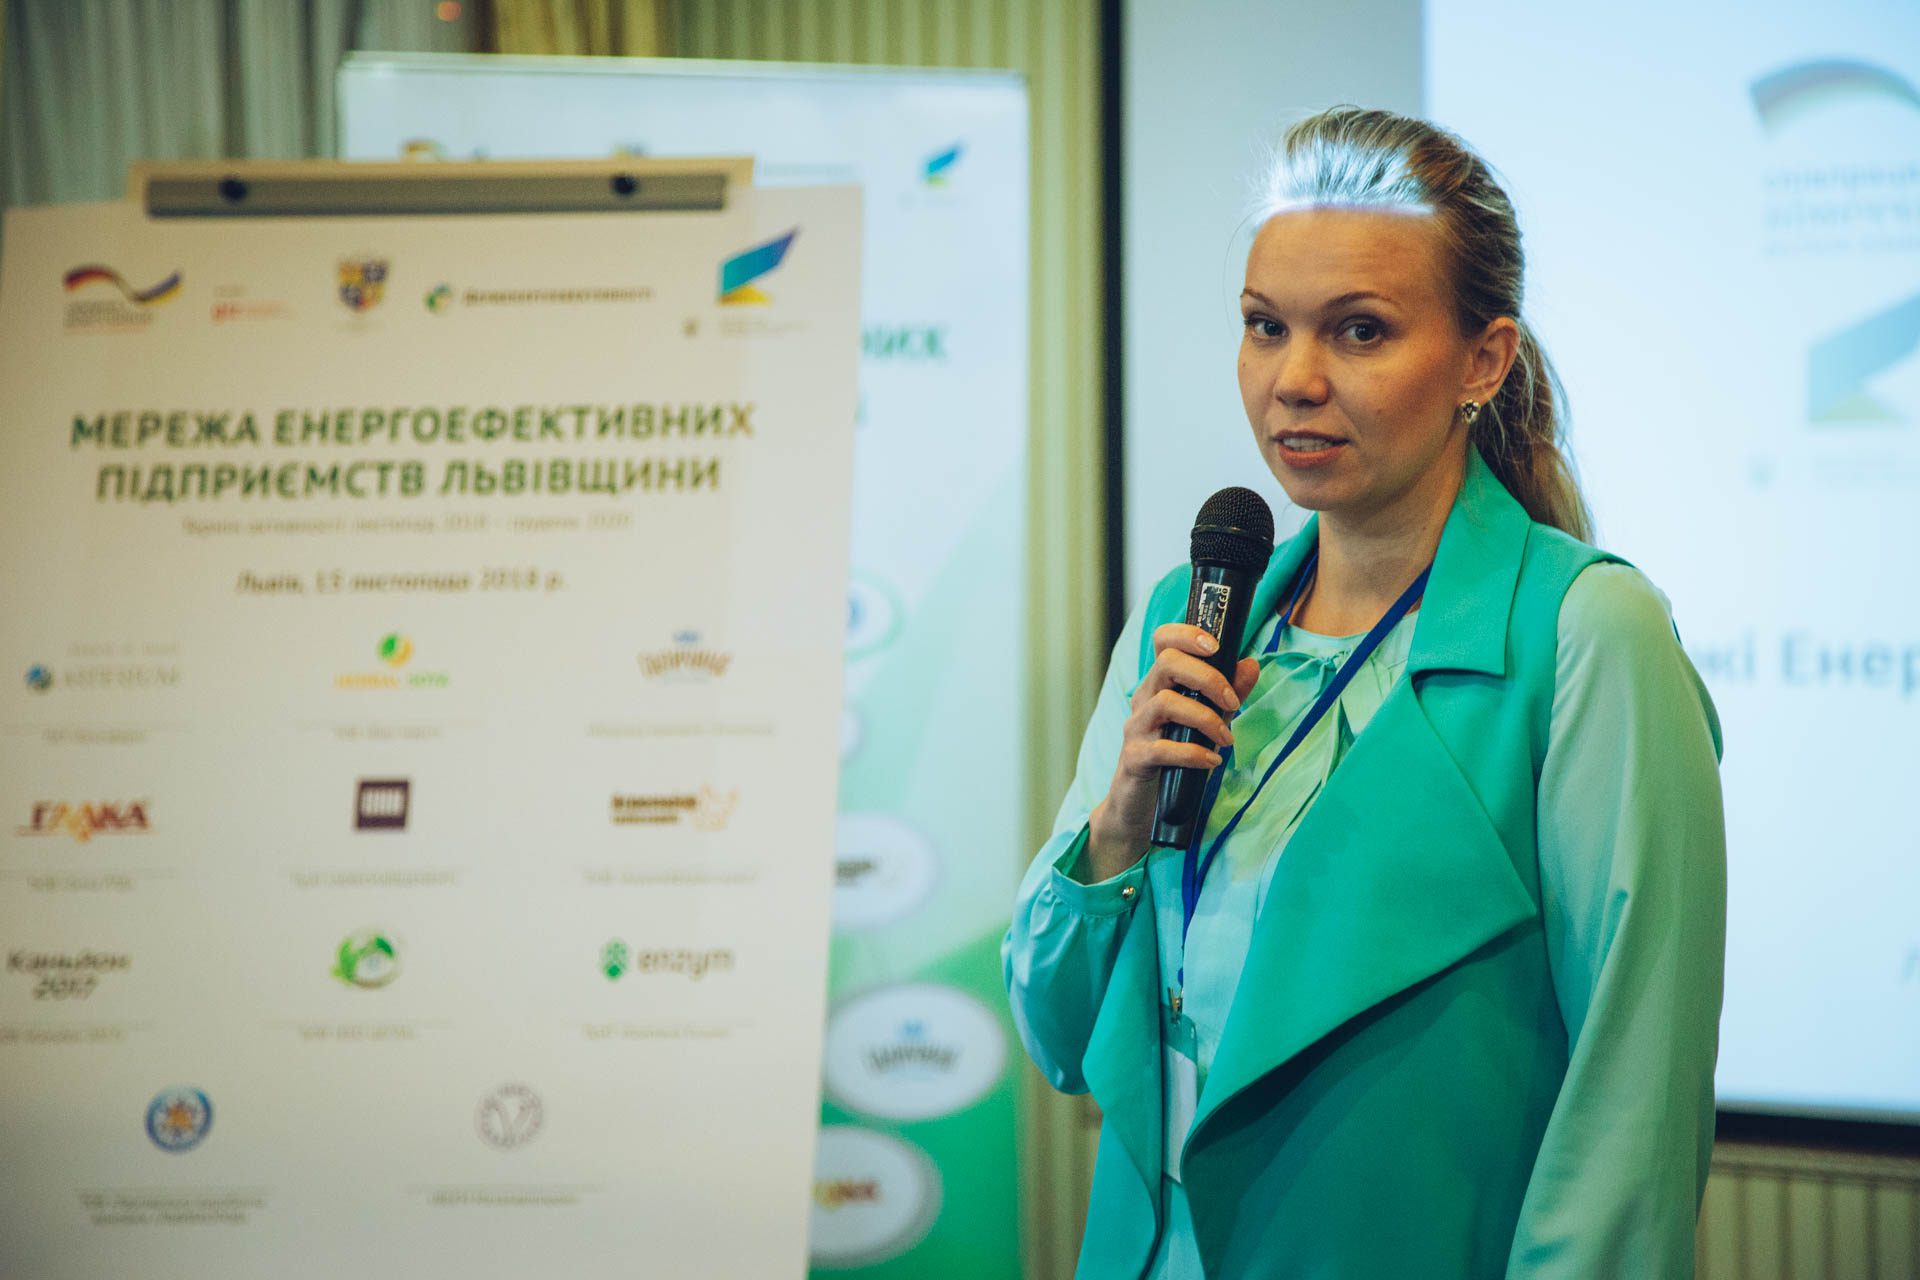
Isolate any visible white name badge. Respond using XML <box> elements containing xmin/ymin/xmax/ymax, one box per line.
<box><xmin>1163</xmin><ymin>1041</ymin><xmax>1198</xmax><ymax>1183</ymax></box>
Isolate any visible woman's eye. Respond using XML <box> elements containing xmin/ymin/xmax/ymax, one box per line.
<box><xmin>1340</xmin><ymin>319</ymin><xmax>1384</xmax><ymax>343</ymax></box>
<box><xmin>1245</xmin><ymin>316</ymin><xmax>1283</xmax><ymax>339</ymax></box>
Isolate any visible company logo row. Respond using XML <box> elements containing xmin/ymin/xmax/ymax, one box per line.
<box><xmin>15</xmin><ymin>951</ymin><xmax>1005</xmax><ymax>1126</ymax></box>
<box><xmin>137</xmin><ymin>1087</ymin><xmax>950</xmax><ymax>1265</ymax></box>
<box><xmin>20</xmin><ymin>630</ymin><xmax>735</xmax><ymax>696</ymax></box>
<box><xmin>13</xmin><ymin>801</ymin><xmax>942</xmax><ymax>928</ymax></box>
<box><xmin>22</xmin><ymin>595</ymin><xmax>898</xmax><ymax>695</ymax></box>
<box><xmin>11</xmin><ymin>782</ymin><xmax>739</xmax><ymax>840</ymax></box>
<box><xmin>139</xmin><ymin>1082</ymin><xmax>547</xmax><ymax>1154</ymax></box>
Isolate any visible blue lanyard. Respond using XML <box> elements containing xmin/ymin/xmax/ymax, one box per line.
<box><xmin>1176</xmin><ymin>551</ymin><xmax>1431</xmax><ymax>983</ymax></box>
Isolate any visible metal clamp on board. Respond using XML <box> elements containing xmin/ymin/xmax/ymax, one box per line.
<box><xmin>132</xmin><ymin>156</ymin><xmax>752</xmax><ymax>218</ymax></box>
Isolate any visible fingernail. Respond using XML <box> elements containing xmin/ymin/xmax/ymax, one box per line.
<box><xmin>1223</xmin><ymin>690</ymin><xmax>1241</xmax><ymax>711</ymax></box>
<box><xmin>1207</xmin><ymin>752</ymin><xmax>1223</xmax><ymax>766</ymax></box>
<box><xmin>1196</xmin><ymin>633</ymin><xmax>1218</xmax><ymax>654</ymax></box>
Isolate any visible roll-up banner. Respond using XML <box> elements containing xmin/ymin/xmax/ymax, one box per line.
<box><xmin>338</xmin><ymin>55</ymin><xmax>1031</xmax><ymax>1277</ymax></box>
<box><xmin>0</xmin><ymin>164</ymin><xmax>860</xmax><ymax>1277</ymax></box>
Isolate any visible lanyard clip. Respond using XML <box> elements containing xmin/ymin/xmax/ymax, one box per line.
<box><xmin>1168</xmin><ymin>987</ymin><xmax>1184</xmax><ymax>1019</ymax></box>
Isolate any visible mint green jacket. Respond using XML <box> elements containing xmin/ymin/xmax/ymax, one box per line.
<box><xmin>1005</xmin><ymin>453</ymin><xmax>1727</xmax><ymax>1278</ymax></box>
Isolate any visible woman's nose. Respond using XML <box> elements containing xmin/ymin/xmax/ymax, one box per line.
<box><xmin>1272</xmin><ymin>339</ymin><xmax>1330</xmax><ymax>407</ymax></box>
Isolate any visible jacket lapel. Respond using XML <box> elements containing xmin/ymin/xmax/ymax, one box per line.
<box><xmin>1079</xmin><ymin>881</ymin><xmax>1164</xmax><ymax>1189</ymax></box>
<box><xmin>1402</xmin><ymin>449</ymin><xmax>1527</xmax><ymax>679</ymax></box>
<box><xmin>1241</xmin><ymin>514</ymin><xmax>1319</xmax><ymax>661</ymax></box>
<box><xmin>1190</xmin><ymin>452</ymin><xmax>1540</xmax><ymax>1139</ymax></box>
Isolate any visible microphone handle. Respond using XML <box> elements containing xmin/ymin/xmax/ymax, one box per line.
<box><xmin>1149</xmin><ymin>561</ymin><xmax>1257</xmax><ymax>849</ymax></box>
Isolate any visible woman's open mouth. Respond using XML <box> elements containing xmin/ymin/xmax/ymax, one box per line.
<box><xmin>1273</xmin><ymin>434</ymin><xmax>1348</xmax><ymax>466</ymax></box>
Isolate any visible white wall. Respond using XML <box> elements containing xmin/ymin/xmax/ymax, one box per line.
<box><xmin>1121</xmin><ymin>0</ymin><xmax>1423</xmax><ymax>610</ymax></box>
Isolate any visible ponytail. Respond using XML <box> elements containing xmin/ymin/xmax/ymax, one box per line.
<box><xmin>1473</xmin><ymin>321</ymin><xmax>1592</xmax><ymax>542</ymax></box>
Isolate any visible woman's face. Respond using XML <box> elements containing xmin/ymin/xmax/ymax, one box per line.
<box><xmin>1238</xmin><ymin>208</ymin><xmax>1495</xmax><ymax>530</ymax></box>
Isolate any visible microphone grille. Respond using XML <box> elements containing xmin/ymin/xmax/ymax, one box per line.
<box><xmin>1191</xmin><ymin>486</ymin><xmax>1275</xmax><ymax>569</ymax></box>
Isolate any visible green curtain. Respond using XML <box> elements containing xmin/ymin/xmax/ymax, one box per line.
<box><xmin>0</xmin><ymin>0</ymin><xmax>478</xmax><ymax>213</ymax></box>
<box><xmin>487</xmin><ymin>0</ymin><xmax>671</xmax><ymax>56</ymax></box>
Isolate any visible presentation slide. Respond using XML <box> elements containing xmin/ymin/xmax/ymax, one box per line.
<box><xmin>1428</xmin><ymin>0</ymin><xmax>1920</xmax><ymax>1120</ymax></box>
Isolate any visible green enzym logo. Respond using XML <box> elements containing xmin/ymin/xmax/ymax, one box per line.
<box><xmin>333</xmin><ymin>930</ymin><xmax>400</xmax><ymax>988</ymax></box>
<box><xmin>601</xmin><ymin>939</ymin><xmax>629</xmax><ymax>980</ymax></box>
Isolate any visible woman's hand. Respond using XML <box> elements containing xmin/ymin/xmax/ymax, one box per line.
<box><xmin>1084</xmin><ymin>625</ymin><xmax>1261</xmax><ymax>881</ymax></box>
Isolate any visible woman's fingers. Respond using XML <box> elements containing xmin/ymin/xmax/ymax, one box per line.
<box><xmin>1129</xmin><ymin>686</ymin><xmax>1235</xmax><ymax>752</ymax></box>
<box><xmin>1120</xmin><ymin>735</ymin><xmax>1224</xmax><ymax>774</ymax></box>
<box><xmin>1150</xmin><ymin>622</ymin><xmax>1220</xmax><ymax>661</ymax></box>
<box><xmin>1096</xmin><ymin>625</ymin><xmax>1248</xmax><ymax>863</ymax></box>
<box><xmin>1138</xmin><ymin>639</ymin><xmax>1243</xmax><ymax>714</ymax></box>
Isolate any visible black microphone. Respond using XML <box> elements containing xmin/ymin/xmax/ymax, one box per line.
<box><xmin>1149</xmin><ymin>487</ymin><xmax>1275</xmax><ymax>849</ymax></box>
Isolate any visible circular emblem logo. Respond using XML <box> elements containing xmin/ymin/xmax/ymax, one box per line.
<box><xmin>832</xmin><ymin>813</ymin><xmax>939</xmax><ymax>933</ymax></box>
<box><xmin>845</xmin><ymin>577</ymin><xmax>902</xmax><ymax>659</ymax></box>
<box><xmin>476</xmin><ymin>1083</ymin><xmax>543</xmax><ymax>1150</ymax></box>
<box><xmin>809</xmin><ymin>1127</ymin><xmax>940</xmax><ymax>1268</ymax></box>
<box><xmin>425</xmin><ymin>283</ymin><xmax>453</xmax><ymax>313</ymax></box>
<box><xmin>24</xmin><ymin>664</ymin><xmax>52</xmax><ymax>692</ymax></box>
<box><xmin>823</xmin><ymin>984</ymin><xmax>1008</xmax><ymax>1121</ymax></box>
<box><xmin>145</xmin><ymin>1087</ymin><xmax>213</xmax><ymax>1153</ymax></box>
<box><xmin>377</xmin><ymin>633</ymin><xmax>413</xmax><ymax>667</ymax></box>
<box><xmin>332</xmin><ymin>930</ymin><xmax>400</xmax><ymax>988</ymax></box>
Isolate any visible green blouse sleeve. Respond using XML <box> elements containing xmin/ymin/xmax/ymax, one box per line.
<box><xmin>1506</xmin><ymin>563</ymin><xmax>1727</xmax><ymax>1278</ymax></box>
<box><xmin>1001</xmin><ymin>596</ymin><xmax>1154</xmax><ymax>1094</ymax></box>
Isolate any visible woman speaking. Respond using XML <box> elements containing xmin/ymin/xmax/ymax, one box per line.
<box><xmin>1004</xmin><ymin>107</ymin><xmax>1726</xmax><ymax>1278</ymax></box>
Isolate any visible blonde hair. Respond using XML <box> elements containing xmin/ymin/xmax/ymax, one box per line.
<box><xmin>1257</xmin><ymin>106</ymin><xmax>1593</xmax><ymax>542</ymax></box>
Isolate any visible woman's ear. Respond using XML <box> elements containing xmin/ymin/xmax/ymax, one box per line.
<box><xmin>1464</xmin><ymin>316</ymin><xmax>1520</xmax><ymax>405</ymax></box>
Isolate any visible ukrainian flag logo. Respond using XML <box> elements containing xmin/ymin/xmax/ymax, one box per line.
<box><xmin>924</xmin><ymin>144</ymin><xmax>963</xmax><ymax>187</ymax></box>
<box><xmin>718</xmin><ymin>230</ymin><xmax>797</xmax><ymax>306</ymax></box>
